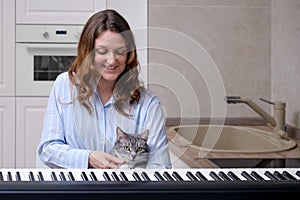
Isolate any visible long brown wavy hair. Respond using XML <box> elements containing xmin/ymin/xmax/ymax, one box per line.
<box><xmin>68</xmin><ymin>9</ymin><xmax>143</xmax><ymax>116</ymax></box>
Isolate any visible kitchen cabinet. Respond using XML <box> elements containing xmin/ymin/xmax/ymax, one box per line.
<box><xmin>16</xmin><ymin>0</ymin><xmax>106</xmax><ymax>24</ymax></box>
<box><xmin>0</xmin><ymin>0</ymin><xmax>15</xmax><ymax>95</ymax></box>
<box><xmin>0</xmin><ymin>0</ymin><xmax>15</xmax><ymax>168</ymax></box>
<box><xmin>0</xmin><ymin>97</ymin><xmax>15</xmax><ymax>167</ymax></box>
<box><xmin>16</xmin><ymin>97</ymin><xmax>48</xmax><ymax>168</ymax></box>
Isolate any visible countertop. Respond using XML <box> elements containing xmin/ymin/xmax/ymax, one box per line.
<box><xmin>166</xmin><ymin>125</ymin><xmax>300</xmax><ymax>168</ymax></box>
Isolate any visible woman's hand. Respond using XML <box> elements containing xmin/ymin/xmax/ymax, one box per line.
<box><xmin>88</xmin><ymin>151</ymin><xmax>125</xmax><ymax>169</ymax></box>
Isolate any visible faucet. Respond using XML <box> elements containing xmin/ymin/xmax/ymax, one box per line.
<box><xmin>225</xmin><ymin>96</ymin><xmax>287</xmax><ymax>139</ymax></box>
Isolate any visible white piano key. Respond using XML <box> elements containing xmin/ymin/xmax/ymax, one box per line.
<box><xmin>1</xmin><ymin>169</ymin><xmax>15</xmax><ymax>181</ymax></box>
<box><xmin>287</xmin><ymin>168</ymin><xmax>300</xmax><ymax>180</ymax></box>
<box><xmin>227</xmin><ymin>168</ymin><xmax>252</xmax><ymax>181</ymax></box>
<box><xmin>115</xmin><ymin>169</ymin><xmax>137</xmax><ymax>181</ymax></box>
<box><xmin>139</xmin><ymin>169</ymin><xmax>160</xmax><ymax>181</ymax></box>
<box><xmin>20</xmin><ymin>168</ymin><xmax>40</xmax><ymax>181</ymax></box>
<box><xmin>66</xmin><ymin>169</ymin><xmax>87</xmax><ymax>181</ymax></box>
<box><xmin>169</xmin><ymin>168</ymin><xmax>193</xmax><ymax>181</ymax></box>
<box><xmin>38</xmin><ymin>169</ymin><xmax>53</xmax><ymax>181</ymax></box>
<box><xmin>192</xmin><ymin>168</ymin><xmax>216</xmax><ymax>181</ymax></box>
<box><xmin>45</xmin><ymin>169</ymin><xmax>68</xmax><ymax>181</ymax></box>
<box><xmin>87</xmin><ymin>169</ymin><xmax>107</xmax><ymax>181</ymax></box>
<box><xmin>251</xmin><ymin>168</ymin><xmax>273</xmax><ymax>181</ymax></box>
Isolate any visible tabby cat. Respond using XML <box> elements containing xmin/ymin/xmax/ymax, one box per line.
<box><xmin>111</xmin><ymin>127</ymin><xmax>149</xmax><ymax>169</ymax></box>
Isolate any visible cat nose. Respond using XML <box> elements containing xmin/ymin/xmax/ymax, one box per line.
<box><xmin>130</xmin><ymin>153</ymin><xmax>136</xmax><ymax>160</ymax></box>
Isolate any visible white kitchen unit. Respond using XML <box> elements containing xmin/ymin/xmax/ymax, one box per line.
<box><xmin>16</xmin><ymin>97</ymin><xmax>48</xmax><ymax>168</ymax></box>
<box><xmin>0</xmin><ymin>0</ymin><xmax>15</xmax><ymax>96</ymax></box>
<box><xmin>16</xmin><ymin>0</ymin><xmax>106</xmax><ymax>24</ymax></box>
<box><xmin>0</xmin><ymin>97</ymin><xmax>15</xmax><ymax>168</ymax></box>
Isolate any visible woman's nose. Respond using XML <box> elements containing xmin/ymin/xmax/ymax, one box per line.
<box><xmin>106</xmin><ymin>52</ymin><xmax>117</xmax><ymax>65</ymax></box>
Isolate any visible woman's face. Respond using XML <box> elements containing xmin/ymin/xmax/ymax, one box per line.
<box><xmin>94</xmin><ymin>30</ymin><xmax>127</xmax><ymax>83</ymax></box>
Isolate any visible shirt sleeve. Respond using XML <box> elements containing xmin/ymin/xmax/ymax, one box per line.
<box><xmin>37</xmin><ymin>74</ymin><xmax>90</xmax><ymax>169</ymax></box>
<box><xmin>144</xmin><ymin>98</ymin><xmax>172</xmax><ymax>169</ymax></box>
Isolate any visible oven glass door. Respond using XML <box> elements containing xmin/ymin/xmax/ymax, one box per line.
<box><xmin>16</xmin><ymin>43</ymin><xmax>77</xmax><ymax>97</ymax></box>
<box><xmin>34</xmin><ymin>55</ymin><xmax>75</xmax><ymax>81</ymax></box>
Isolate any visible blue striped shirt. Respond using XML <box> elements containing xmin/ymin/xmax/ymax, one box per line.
<box><xmin>37</xmin><ymin>72</ymin><xmax>172</xmax><ymax>169</ymax></box>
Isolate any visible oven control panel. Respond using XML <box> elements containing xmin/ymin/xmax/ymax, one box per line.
<box><xmin>16</xmin><ymin>25</ymin><xmax>83</xmax><ymax>43</ymax></box>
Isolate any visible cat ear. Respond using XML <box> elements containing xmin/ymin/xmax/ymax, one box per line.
<box><xmin>116</xmin><ymin>127</ymin><xmax>127</xmax><ymax>140</ymax></box>
<box><xmin>139</xmin><ymin>129</ymin><xmax>149</xmax><ymax>141</ymax></box>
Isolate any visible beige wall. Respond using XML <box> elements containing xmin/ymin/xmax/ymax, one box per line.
<box><xmin>272</xmin><ymin>0</ymin><xmax>300</xmax><ymax>129</ymax></box>
<box><xmin>148</xmin><ymin>0</ymin><xmax>300</xmax><ymax>128</ymax></box>
<box><xmin>148</xmin><ymin>0</ymin><xmax>272</xmax><ymax>120</ymax></box>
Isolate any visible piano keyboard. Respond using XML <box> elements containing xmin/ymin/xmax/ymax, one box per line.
<box><xmin>0</xmin><ymin>168</ymin><xmax>299</xmax><ymax>182</ymax></box>
<box><xmin>1</xmin><ymin>168</ymin><xmax>299</xmax><ymax>200</ymax></box>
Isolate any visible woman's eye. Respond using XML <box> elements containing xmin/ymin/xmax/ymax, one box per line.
<box><xmin>96</xmin><ymin>49</ymin><xmax>107</xmax><ymax>55</ymax></box>
<box><xmin>123</xmin><ymin>146</ymin><xmax>130</xmax><ymax>151</ymax></box>
<box><xmin>116</xmin><ymin>49</ymin><xmax>126</xmax><ymax>55</ymax></box>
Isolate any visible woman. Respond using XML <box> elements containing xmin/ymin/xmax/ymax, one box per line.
<box><xmin>37</xmin><ymin>9</ymin><xmax>172</xmax><ymax>169</ymax></box>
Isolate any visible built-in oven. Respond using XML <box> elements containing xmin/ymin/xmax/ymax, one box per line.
<box><xmin>16</xmin><ymin>25</ymin><xmax>83</xmax><ymax>96</ymax></box>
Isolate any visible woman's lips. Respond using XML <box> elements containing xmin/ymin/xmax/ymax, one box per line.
<box><xmin>102</xmin><ymin>64</ymin><xmax>117</xmax><ymax>70</ymax></box>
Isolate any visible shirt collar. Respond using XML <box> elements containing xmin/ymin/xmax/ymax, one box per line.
<box><xmin>93</xmin><ymin>86</ymin><xmax>115</xmax><ymax>108</ymax></box>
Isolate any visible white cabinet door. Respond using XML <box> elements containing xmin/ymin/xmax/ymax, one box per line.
<box><xmin>16</xmin><ymin>0</ymin><xmax>106</xmax><ymax>24</ymax></box>
<box><xmin>16</xmin><ymin>97</ymin><xmax>48</xmax><ymax>168</ymax></box>
<box><xmin>0</xmin><ymin>0</ymin><xmax>15</xmax><ymax>95</ymax></box>
<box><xmin>0</xmin><ymin>97</ymin><xmax>15</xmax><ymax>167</ymax></box>
<box><xmin>107</xmin><ymin>0</ymin><xmax>148</xmax><ymax>84</ymax></box>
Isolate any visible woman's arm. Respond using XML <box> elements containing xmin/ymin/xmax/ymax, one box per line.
<box><xmin>144</xmin><ymin>98</ymin><xmax>172</xmax><ymax>169</ymax></box>
<box><xmin>37</xmin><ymin>73</ymin><xmax>90</xmax><ymax>168</ymax></box>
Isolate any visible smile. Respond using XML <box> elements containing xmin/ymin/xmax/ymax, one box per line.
<box><xmin>103</xmin><ymin>64</ymin><xmax>117</xmax><ymax>70</ymax></box>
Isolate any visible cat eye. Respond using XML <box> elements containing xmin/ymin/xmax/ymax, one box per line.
<box><xmin>123</xmin><ymin>146</ymin><xmax>130</xmax><ymax>151</ymax></box>
<box><xmin>137</xmin><ymin>147</ymin><xmax>145</xmax><ymax>152</ymax></box>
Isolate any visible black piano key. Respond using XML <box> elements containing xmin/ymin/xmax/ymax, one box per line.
<box><xmin>81</xmin><ymin>171</ymin><xmax>89</xmax><ymax>181</ymax></box>
<box><xmin>51</xmin><ymin>172</ymin><xmax>58</xmax><ymax>181</ymax></box>
<box><xmin>38</xmin><ymin>171</ymin><xmax>44</xmax><ymax>181</ymax></box>
<box><xmin>227</xmin><ymin>171</ymin><xmax>241</xmax><ymax>181</ymax></box>
<box><xmin>111</xmin><ymin>172</ymin><xmax>120</xmax><ymax>181</ymax></box>
<box><xmin>119</xmin><ymin>172</ymin><xmax>128</xmax><ymax>181</ymax></box>
<box><xmin>103</xmin><ymin>172</ymin><xmax>111</xmax><ymax>181</ymax></box>
<box><xmin>251</xmin><ymin>171</ymin><xmax>265</xmax><ymax>181</ymax></box>
<box><xmin>141</xmin><ymin>172</ymin><xmax>150</xmax><ymax>181</ymax></box>
<box><xmin>172</xmin><ymin>171</ymin><xmax>184</xmax><ymax>181</ymax></box>
<box><xmin>68</xmin><ymin>172</ymin><xmax>75</xmax><ymax>181</ymax></box>
<box><xmin>29</xmin><ymin>171</ymin><xmax>35</xmax><ymax>181</ymax></box>
<box><xmin>241</xmin><ymin>171</ymin><xmax>255</xmax><ymax>181</ymax></box>
<box><xmin>59</xmin><ymin>172</ymin><xmax>67</xmax><ymax>181</ymax></box>
<box><xmin>154</xmin><ymin>171</ymin><xmax>165</xmax><ymax>181</ymax></box>
<box><xmin>16</xmin><ymin>172</ymin><xmax>22</xmax><ymax>181</ymax></box>
<box><xmin>264</xmin><ymin>171</ymin><xmax>279</xmax><ymax>181</ymax></box>
<box><xmin>89</xmin><ymin>172</ymin><xmax>98</xmax><ymax>181</ymax></box>
<box><xmin>0</xmin><ymin>172</ymin><xmax>3</xmax><ymax>181</ymax></box>
<box><xmin>218</xmin><ymin>171</ymin><xmax>231</xmax><ymax>181</ymax></box>
<box><xmin>196</xmin><ymin>171</ymin><xmax>208</xmax><ymax>181</ymax></box>
<box><xmin>163</xmin><ymin>172</ymin><xmax>175</xmax><ymax>181</ymax></box>
<box><xmin>186</xmin><ymin>171</ymin><xmax>198</xmax><ymax>181</ymax></box>
<box><xmin>273</xmin><ymin>171</ymin><xmax>287</xmax><ymax>181</ymax></box>
<box><xmin>132</xmin><ymin>172</ymin><xmax>142</xmax><ymax>181</ymax></box>
<box><xmin>295</xmin><ymin>171</ymin><xmax>300</xmax><ymax>178</ymax></box>
<box><xmin>282</xmin><ymin>171</ymin><xmax>297</xmax><ymax>181</ymax></box>
<box><xmin>209</xmin><ymin>171</ymin><xmax>222</xmax><ymax>181</ymax></box>
<box><xmin>7</xmin><ymin>172</ymin><xmax>12</xmax><ymax>181</ymax></box>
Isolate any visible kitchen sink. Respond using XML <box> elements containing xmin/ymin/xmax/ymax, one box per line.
<box><xmin>168</xmin><ymin>125</ymin><xmax>297</xmax><ymax>153</ymax></box>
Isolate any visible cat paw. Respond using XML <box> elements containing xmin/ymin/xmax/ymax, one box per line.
<box><xmin>118</xmin><ymin>164</ymin><xmax>130</xmax><ymax>169</ymax></box>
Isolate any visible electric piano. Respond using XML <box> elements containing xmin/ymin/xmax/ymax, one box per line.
<box><xmin>0</xmin><ymin>168</ymin><xmax>299</xmax><ymax>200</ymax></box>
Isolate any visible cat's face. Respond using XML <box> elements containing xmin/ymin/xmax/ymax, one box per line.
<box><xmin>115</xmin><ymin>127</ymin><xmax>149</xmax><ymax>161</ymax></box>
